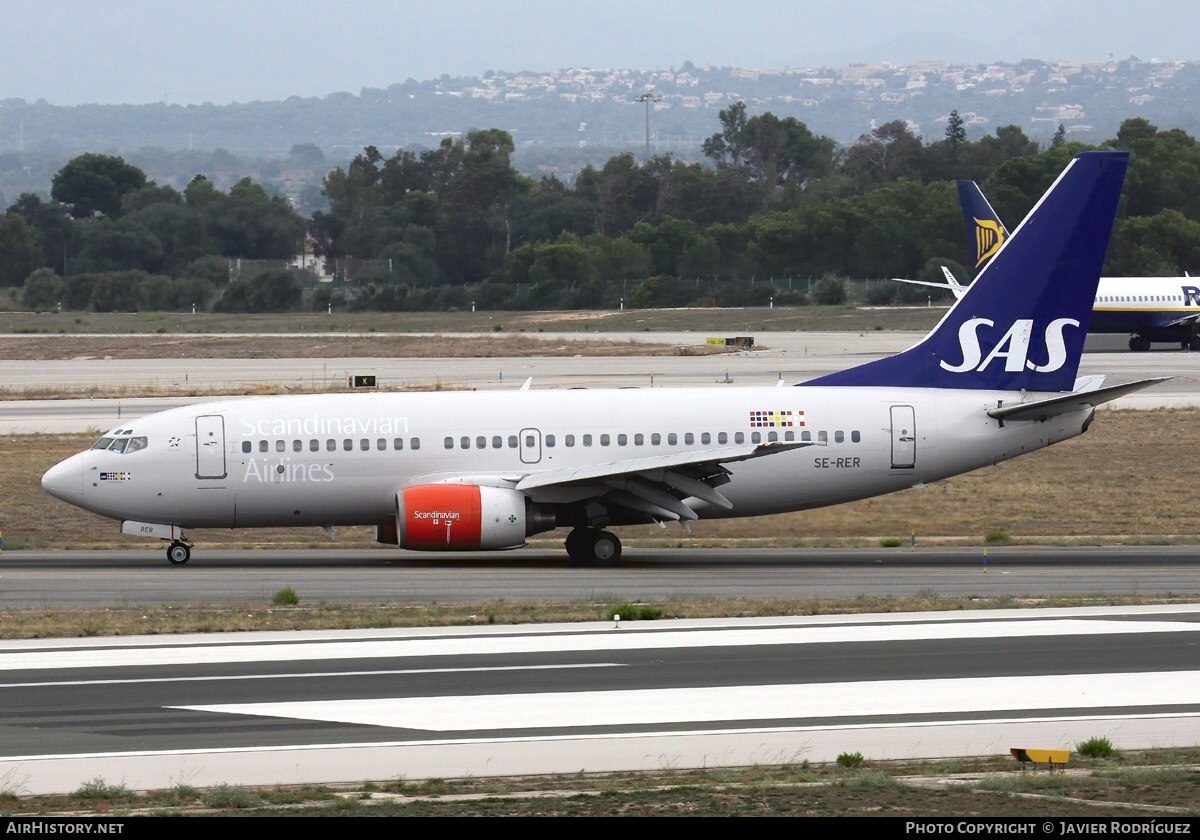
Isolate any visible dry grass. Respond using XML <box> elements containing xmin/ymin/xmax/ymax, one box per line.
<box><xmin>7</xmin><ymin>593</ymin><xmax>1192</xmax><ymax>640</ymax></box>
<box><xmin>0</xmin><ymin>332</ymin><xmax>728</xmax><ymax>362</ymax></box>
<box><xmin>4</xmin><ymin>753</ymin><xmax>1199</xmax><ymax>816</ymax></box>
<box><xmin>6</xmin><ymin>407</ymin><xmax>1198</xmax><ymax>551</ymax></box>
<box><xmin>0</xmin><ymin>306</ymin><xmax>944</xmax><ymax>337</ymax></box>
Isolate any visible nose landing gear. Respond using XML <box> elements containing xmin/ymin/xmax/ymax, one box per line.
<box><xmin>167</xmin><ymin>539</ymin><xmax>193</xmax><ymax>565</ymax></box>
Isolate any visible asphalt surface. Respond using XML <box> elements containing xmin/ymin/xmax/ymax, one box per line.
<box><xmin>3</xmin><ymin>545</ymin><xmax>1198</xmax><ymax>606</ymax></box>
<box><xmin>2</xmin><ymin>605</ymin><xmax>1197</xmax><ymax>793</ymax></box>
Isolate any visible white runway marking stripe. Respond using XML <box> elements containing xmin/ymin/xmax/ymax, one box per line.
<box><xmin>177</xmin><ymin>671</ymin><xmax>1200</xmax><ymax>732</ymax></box>
<box><xmin>0</xmin><ymin>663</ymin><xmax>621</xmax><ymax>689</ymax></box>
<box><xmin>2</xmin><ymin>618</ymin><xmax>1196</xmax><ymax>672</ymax></box>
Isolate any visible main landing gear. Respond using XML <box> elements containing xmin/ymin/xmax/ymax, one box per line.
<box><xmin>565</xmin><ymin>528</ymin><xmax>622</xmax><ymax>568</ymax></box>
<box><xmin>166</xmin><ymin>539</ymin><xmax>193</xmax><ymax>565</ymax></box>
<box><xmin>1129</xmin><ymin>335</ymin><xmax>1152</xmax><ymax>352</ymax></box>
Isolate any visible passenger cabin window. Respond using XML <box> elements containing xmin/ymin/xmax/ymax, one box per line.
<box><xmin>410</xmin><ymin>438</ymin><xmax>421</xmax><ymax>450</ymax></box>
<box><xmin>461</xmin><ymin>436</ymin><xmax>470</xmax><ymax>449</ymax></box>
<box><xmin>343</xmin><ymin>439</ymin><xmax>353</xmax><ymax>451</ymax></box>
<box><xmin>852</xmin><ymin>431</ymin><xmax>861</xmax><ymax>443</ymax></box>
<box><xmin>634</xmin><ymin>433</ymin><xmax>644</xmax><ymax>445</ymax></box>
<box><xmin>492</xmin><ymin>436</ymin><xmax>502</xmax><ymax>449</ymax></box>
<box><xmin>565</xmin><ymin>435</ymin><xmax>575</xmax><ymax>447</ymax></box>
<box><xmin>327</xmin><ymin>439</ymin><xmax>336</xmax><ymax>452</ymax></box>
<box><xmin>310</xmin><ymin>439</ymin><xmax>320</xmax><ymax>452</ymax></box>
<box><xmin>259</xmin><ymin>440</ymin><xmax>269</xmax><ymax>453</ymax></box>
<box><xmin>293</xmin><ymin>440</ymin><xmax>302</xmax><ymax>452</ymax></box>
<box><xmin>701</xmin><ymin>432</ymin><xmax>711</xmax><ymax>445</ymax></box>
<box><xmin>734</xmin><ymin>432</ymin><xmax>744</xmax><ymax>444</ymax></box>
<box><xmin>718</xmin><ymin>432</ymin><xmax>728</xmax><ymax>444</ymax></box>
<box><xmin>583</xmin><ymin>434</ymin><xmax>593</xmax><ymax>446</ymax></box>
<box><xmin>476</xmin><ymin>436</ymin><xmax>486</xmax><ymax>449</ymax></box>
<box><xmin>393</xmin><ymin>438</ymin><xmax>404</xmax><ymax>450</ymax></box>
<box><xmin>835</xmin><ymin>431</ymin><xmax>845</xmax><ymax>443</ymax></box>
<box><xmin>276</xmin><ymin>440</ymin><xmax>285</xmax><ymax>453</ymax></box>
<box><xmin>618</xmin><ymin>434</ymin><xmax>627</xmax><ymax>446</ymax></box>
<box><xmin>685</xmin><ymin>433</ymin><xmax>694</xmax><ymax>445</ymax></box>
<box><xmin>444</xmin><ymin>437</ymin><xmax>454</xmax><ymax>449</ymax></box>
<box><xmin>546</xmin><ymin>434</ymin><xmax>556</xmax><ymax>447</ymax></box>
<box><xmin>652</xmin><ymin>433</ymin><xmax>661</xmax><ymax>445</ymax></box>
<box><xmin>600</xmin><ymin>434</ymin><xmax>610</xmax><ymax>446</ymax></box>
<box><xmin>242</xmin><ymin>441</ymin><xmax>252</xmax><ymax>454</ymax></box>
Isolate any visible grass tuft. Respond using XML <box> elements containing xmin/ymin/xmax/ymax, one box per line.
<box><xmin>984</xmin><ymin>528</ymin><xmax>1012</xmax><ymax>544</ymax></box>
<box><xmin>607</xmin><ymin>603</ymin><xmax>664</xmax><ymax>621</ymax></box>
<box><xmin>271</xmin><ymin>586</ymin><xmax>299</xmax><ymax>606</ymax></box>
<box><xmin>1077</xmin><ymin>736</ymin><xmax>1118</xmax><ymax>759</ymax></box>
<box><xmin>73</xmin><ymin>777</ymin><xmax>133</xmax><ymax>803</ymax></box>
<box><xmin>200</xmin><ymin>784</ymin><xmax>262</xmax><ymax>809</ymax></box>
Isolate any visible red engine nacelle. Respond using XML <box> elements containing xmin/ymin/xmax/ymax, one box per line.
<box><xmin>396</xmin><ymin>484</ymin><xmax>530</xmax><ymax>551</ymax></box>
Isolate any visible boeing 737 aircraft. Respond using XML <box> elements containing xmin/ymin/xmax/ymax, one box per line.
<box><xmin>41</xmin><ymin>151</ymin><xmax>1161</xmax><ymax>567</ymax></box>
<box><xmin>902</xmin><ymin>180</ymin><xmax>1200</xmax><ymax>351</ymax></box>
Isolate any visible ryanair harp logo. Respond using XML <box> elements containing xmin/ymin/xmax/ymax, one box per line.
<box><xmin>973</xmin><ymin>217</ymin><xmax>1005</xmax><ymax>267</ymax></box>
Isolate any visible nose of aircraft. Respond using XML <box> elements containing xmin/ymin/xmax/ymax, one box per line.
<box><xmin>42</xmin><ymin>454</ymin><xmax>84</xmax><ymax>505</ymax></box>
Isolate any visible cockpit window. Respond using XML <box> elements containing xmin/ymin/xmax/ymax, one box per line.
<box><xmin>92</xmin><ymin>436</ymin><xmax>148</xmax><ymax>454</ymax></box>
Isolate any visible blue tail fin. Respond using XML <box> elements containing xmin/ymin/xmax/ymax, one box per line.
<box><xmin>805</xmin><ymin>151</ymin><xmax>1128</xmax><ymax>392</ymax></box>
<box><xmin>958</xmin><ymin>180</ymin><xmax>1010</xmax><ymax>270</ymax></box>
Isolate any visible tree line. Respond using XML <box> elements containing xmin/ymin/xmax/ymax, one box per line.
<box><xmin>3</xmin><ymin>111</ymin><xmax>1199</xmax><ymax>314</ymax></box>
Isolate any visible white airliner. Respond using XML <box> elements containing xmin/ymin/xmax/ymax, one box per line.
<box><xmin>42</xmin><ymin>151</ymin><xmax>1162</xmax><ymax>567</ymax></box>
<box><xmin>899</xmin><ymin>180</ymin><xmax>1200</xmax><ymax>351</ymax></box>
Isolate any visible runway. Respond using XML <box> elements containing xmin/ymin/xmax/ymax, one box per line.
<box><xmin>1</xmin><ymin>604</ymin><xmax>1197</xmax><ymax>794</ymax></box>
<box><xmin>3</xmin><ymin>545</ymin><xmax>1200</xmax><ymax>606</ymax></box>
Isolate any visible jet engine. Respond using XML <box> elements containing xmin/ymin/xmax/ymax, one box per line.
<box><xmin>389</xmin><ymin>484</ymin><xmax>553</xmax><ymax>550</ymax></box>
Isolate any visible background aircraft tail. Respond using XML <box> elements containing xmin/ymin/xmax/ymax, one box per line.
<box><xmin>804</xmin><ymin>151</ymin><xmax>1128</xmax><ymax>393</ymax></box>
<box><xmin>958</xmin><ymin>180</ymin><xmax>1010</xmax><ymax>270</ymax></box>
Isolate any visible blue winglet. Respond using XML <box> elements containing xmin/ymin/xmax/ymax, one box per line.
<box><xmin>803</xmin><ymin>151</ymin><xmax>1128</xmax><ymax>393</ymax></box>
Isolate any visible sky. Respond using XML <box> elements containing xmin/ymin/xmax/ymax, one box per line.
<box><xmin>3</xmin><ymin>0</ymin><xmax>1198</xmax><ymax>106</ymax></box>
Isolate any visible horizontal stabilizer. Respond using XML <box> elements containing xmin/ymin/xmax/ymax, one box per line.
<box><xmin>987</xmin><ymin>377</ymin><xmax>1170</xmax><ymax>422</ymax></box>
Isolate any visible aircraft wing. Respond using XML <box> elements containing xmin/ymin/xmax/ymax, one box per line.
<box><xmin>987</xmin><ymin>377</ymin><xmax>1170</xmax><ymax>422</ymax></box>
<box><xmin>515</xmin><ymin>441</ymin><xmax>819</xmax><ymax>521</ymax></box>
<box><xmin>517</xmin><ymin>441</ymin><xmax>815</xmax><ymax>491</ymax></box>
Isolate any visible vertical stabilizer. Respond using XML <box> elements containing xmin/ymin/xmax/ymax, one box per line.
<box><xmin>804</xmin><ymin>151</ymin><xmax>1128</xmax><ymax>392</ymax></box>
<box><xmin>958</xmin><ymin>180</ymin><xmax>1010</xmax><ymax>269</ymax></box>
